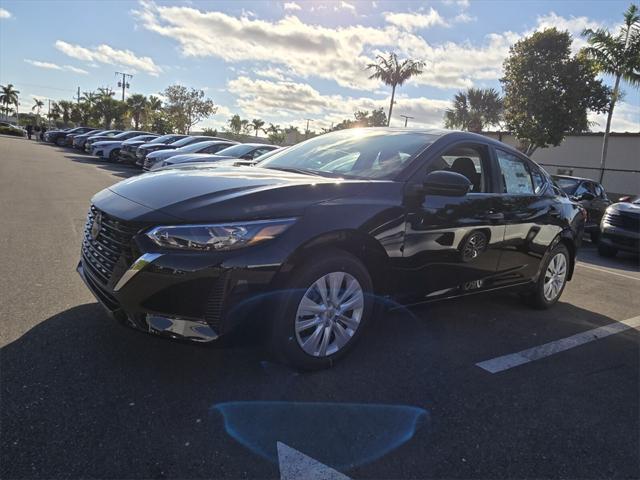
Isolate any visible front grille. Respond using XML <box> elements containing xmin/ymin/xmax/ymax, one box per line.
<box><xmin>81</xmin><ymin>206</ymin><xmax>141</xmax><ymax>287</ymax></box>
<box><xmin>604</xmin><ymin>212</ymin><xmax>640</xmax><ymax>232</ymax></box>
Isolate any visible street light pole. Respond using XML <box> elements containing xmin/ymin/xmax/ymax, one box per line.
<box><xmin>400</xmin><ymin>114</ymin><xmax>414</xmax><ymax>128</ymax></box>
<box><xmin>115</xmin><ymin>71</ymin><xmax>133</xmax><ymax>102</ymax></box>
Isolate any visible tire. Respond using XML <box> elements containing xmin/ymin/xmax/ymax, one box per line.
<box><xmin>598</xmin><ymin>242</ymin><xmax>618</xmax><ymax>258</ymax></box>
<box><xmin>590</xmin><ymin>230</ymin><xmax>600</xmax><ymax>244</ymax></box>
<box><xmin>269</xmin><ymin>249</ymin><xmax>374</xmax><ymax>371</ymax></box>
<box><xmin>522</xmin><ymin>243</ymin><xmax>570</xmax><ymax>309</ymax></box>
<box><xmin>108</xmin><ymin>149</ymin><xmax>120</xmax><ymax>163</ymax></box>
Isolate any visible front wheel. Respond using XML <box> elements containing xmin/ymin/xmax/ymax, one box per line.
<box><xmin>522</xmin><ymin>243</ymin><xmax>569</xmax><ymax>309</ymax></box>
<box><xmin>108</xmin><ymin>149</ymin><xmax>120</xmax><ymax>163</ymax></box>
<box><xmin>269</xmin><ymin>250</ymin><xmax>374</xmax><ymax>371</ymax></box>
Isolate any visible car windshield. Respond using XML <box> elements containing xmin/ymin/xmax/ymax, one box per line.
<box><xmin>215</xmin><ymin>144</ymin><xmax>259</xmax><ymax>157</ymax></box>
<box><xmin>174</xmin><ymin>141</ymin><xmax>224</xmax><ymax>153</ymax></box>
<box><xmin>170</xmin><ymin>136</ymin><xmax>212</xmax><ymax>147</ymax></box>
<box><xmin>554</xmin><ymin>177</ymin><xmax>581</xmax><ymax>195</ymax></box>
<box><xmin>260</xmin><ymin>129</ymin><xmax>435</xmax><ymax>179</ymax></box>
<box><xmin>151</xmin><ymin>134</ymin><xmax>183</xmax><ymax>144</ymax></box>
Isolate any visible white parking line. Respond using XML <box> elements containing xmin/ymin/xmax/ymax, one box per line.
<box><xmin>576</xmin><ymin>262</ymin><xmax>640</xmax><ymax>281</ymax></box>
<box><xmin>476</xmin><ymin>315</ymin><xmax>640</xmax><ymax>374</ymax></box>
<box><xmin>278</xmin><ymin>442</ymin><xmax>350</xmax><ymax>480</ymax></box>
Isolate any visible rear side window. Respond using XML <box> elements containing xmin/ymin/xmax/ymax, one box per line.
<box><xmin>496</xmin><ymin>149</ymin><xmax>534</xmax><ymax>195</ymax></box>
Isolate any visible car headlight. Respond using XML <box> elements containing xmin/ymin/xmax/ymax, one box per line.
<box><xmin>146</xmin><ymin>218</ymin><xmax>296</xmax><ymax>251</ymax></box>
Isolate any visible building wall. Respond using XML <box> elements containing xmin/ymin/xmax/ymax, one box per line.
<box><xmin>484</xmin><ymin>133</ymin><xmax>640</xmax><ymax>198</ymax></box>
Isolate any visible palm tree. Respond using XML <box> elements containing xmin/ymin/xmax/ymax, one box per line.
<box><xmin>582</xmin><ymin>4</ymin><xmax>640</xmax><ymax>182</ymax></box>
<box><xmin>0</xmin><ymin>84</ymin><xmax>20</xmax><ymax>121</ymax></box>
<box><xmin>444</xmin><ymin>88</ymin><xmax>503</xmax><ymax>133</ymax></box>
<box><xmin>126</xmin><ymin>93</ymin><xmax>148</xmax><ymax>129</ymax></box>
<box><xmin>366</xmin><ymin>52</ymin><xmax>425</xmax><ymax>126</ymax></box>
<box><xmin>31</xmin><ymin>98</ymin><xmax>45</xmax><ymax>121</ymax></box>
<box><xmin>250</xmin><ymin>118</ymin><xmax>265</xmax><ymax>137</ymax></box>
<box><xmin>57</xmin><ymin>100</ymin><xmax>75</xmax><ymax>126</ymax></box>
<box><xmin>148</xmin><ymin>95</ymin><xmax>162</xmax><ymax>111</ymax></box>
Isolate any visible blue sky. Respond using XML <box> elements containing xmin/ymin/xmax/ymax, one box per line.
<box><xmin>1</xmin><ymin>0</ymin><xmax>638</xmax><ymax>132</ymax></box>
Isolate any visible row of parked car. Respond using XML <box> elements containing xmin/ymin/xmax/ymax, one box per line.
<box><xmin>43</xmin><ymin>126</ymin><xmax>281</xmax><ymax>172</ymax></box>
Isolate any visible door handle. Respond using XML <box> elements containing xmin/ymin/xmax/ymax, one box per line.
<box><xmin>487</xmin><ymin>212</ymin><xmax>504</xmax><ymax>222</ymax></box>
<box><xmin>548</xmin><ymin>208</ymin><xmax>561</xmax><ymax>217</ymax></box>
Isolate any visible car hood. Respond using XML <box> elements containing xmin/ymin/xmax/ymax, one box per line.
<box><xmin>93</xmin><ymin>140</ymin><xmax>122</xmax><ymax>147</ymax></box>
<box><xmin>96</xmin><ymin>166</ymin><xmax>387</xmax><ymax>222</ymax></box>
<box><xmin>140</xmin><ymin>143</ymin><xmax>174</xmax><ymax>151</ymax></box>
<box><xmin>609</xmin><ymin>201</ymin><xmax>640</xmax><ymax>215</ymax></box>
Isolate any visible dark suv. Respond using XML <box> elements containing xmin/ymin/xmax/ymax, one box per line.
<box><xmin>552</xmin><ymin>175</ymin><xmax>611</xmax><ymax>242</ymax></box>
<box><xmin>77</xmin><ymin>129</ymin><xmax>585</xmax><ymax>370</ymax></box>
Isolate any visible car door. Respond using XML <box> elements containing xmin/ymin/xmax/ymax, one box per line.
<box><xmin>492</xmin><ymin>147</ymin><xmax>561</xmax><ymax>286</ymax></box>
<box><xmin>400</xmin><ymin>141</ymin><xmax>506</xmax><ymax>299</ymax></box>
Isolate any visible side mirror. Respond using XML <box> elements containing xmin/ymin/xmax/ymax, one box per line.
<box><xmin>423</xmin><ymin>171</ymin><xmax>471</xmax><ymax>197</ymax></box>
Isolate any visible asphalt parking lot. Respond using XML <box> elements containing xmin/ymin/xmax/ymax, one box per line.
<box><xmin>1</xmin><ymin>135</ymin><xmax>639</xmax><ymax>479</ymax></box>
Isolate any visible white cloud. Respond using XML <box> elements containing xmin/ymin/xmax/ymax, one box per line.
<box><xmin>0</xmin><ymin>8</ymin><xmax>11</xmax><ymax>18</ymax></box>
<box><xmin>254</xmin><ymin>67</ymin><xmax>291</xmax><ymax>81</ymax></box>
<box><xmin>383</xmin><ymin>9</ymin><xmax>448</xmax><ymax>30</ymax></box>
<box><xmin>24</xmin><ymin>59</ymin><xmax>89</xmax><ymax>75</ymax></box>
<box><xmin>54</xmin><ymin>40</ymin><xmax>162</xmax><ymax>76</ymax></box>
<box><xmin>453</xmin><ymin>12</ymin><xmax>476</xmax><ymax>24</ymax></box>
<box><xmin>283</xmin><ymin>2</ymin><xmax>301</xmax><ymax>11</ymax></box>
<box><xmin>226</xmin><ymin>76</ymin><xmax>449</xmax><ymax>129</ymax></box>
<box><xmin>336</xmin><ymin>1</ymin><xmax>357</xmax><ymax>14</ymax></box>
<box><xmin>532</xmin><ymin>12</ymin><xmax>605</xmax><ymax>50</ymax></box>
<box><xmin>589</xmin><ymin>102</ymin><xmax>640</xmax><ymax>133</ymax></box>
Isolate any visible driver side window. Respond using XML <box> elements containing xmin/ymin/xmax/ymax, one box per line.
<box><xmin>425</xmin><ymin>144</ymin><xmax>488</xmax><ymax>193</ymax></box>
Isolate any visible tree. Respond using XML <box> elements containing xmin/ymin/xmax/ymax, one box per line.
<box><xmin>48</xmin><ymin>102</ymin><xmax>61</xmax><ymax>124</ymax></box>
<box><xmin>147</xmin><ymin>95</ymin><xmax>162</xmax><ymax>111</ymax></box>
<box><xmin>162</xmin><ymin>84</ymin><xmax>217</xmax><ymax>133</ymax></box>
<box><xmin>31</xmin><ymin>98</ymin><xmax>45</xmax><ymax>121</ymax></box>
<box><xmin>250</xmin><ymin>118</ymin><xmax>265</xmax><ymax>136</ymax></box>
<box><xmin>444</xmin><ymin>87</ymin><xmax>503</xmax><ymax>133</ymax></box>
<box><xmin>228</xmin><ymin>114</ymin><xmax>243</xmax><ymax>135</ymax></box>
<box><xmin>501</xmin><ymin>28</ymin><xmax>610</xmax><ymax>155</ymax></box>
<box><xmin>94</xmin><ymin>93</ymin><xmax>122</xmax><ymax>129</ymax></box>
<box><xmin>57</xmin><ymin>100</ymin><xmax>74</xmax><ymax>126</ymax></box>
<box><xmin>0</xmin><ymin>84</ymin><xmax>19</xmax><ymax>120</ymax></box>
<box><xmin>366</xmin><ymin>52</ymin><xmax>425</xmax><ymax>126</ymax></box>
<box><xmin>582</xmin><ymin>4</ymin><xmax>640</xmax><ymax>182</ymax></box>
<box><xmin>126</xmin><ymin>93</ymin><xmax>148</xmax><ymax>129</ymax></box>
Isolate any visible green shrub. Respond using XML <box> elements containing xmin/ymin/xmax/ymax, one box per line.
<box><xmin>0</xmin><ymin>126</ymin><xmax>25</xmax><ymax>137</ymax></box>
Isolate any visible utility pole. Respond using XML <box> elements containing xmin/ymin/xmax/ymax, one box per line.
<box><xmin>76</xmin><ymin>86</ymin><xmax>81</xmax><ymax>104</ymax></box>
<box><xmin>400</xmin><ymin>114</ymin><xmax>414</xmax><ymax>127</ymax></box>
<box><xmin>305</xmin><ymin>118</ymin><xmax>313</xmax><ymax>137</ymax></box>
<box><xmin>115</xmin><ymin>71</ymin><xmax>133</xmax><ymax>102</ymax></box>
<box><xmin>47</xmin><ymin>99</ymin><xmax>51</xmax><ymax>127</ymax></box>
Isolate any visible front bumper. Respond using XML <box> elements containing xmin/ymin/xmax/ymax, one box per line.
<box><xmin>77</xmin><ymin>237</ymin><xmax>284</xmax><ymax>343</ymax></box>
<box><xmin>600</xmin><ymin>226</ymin><xmax>639</xmax><ymax>254</ymax></box>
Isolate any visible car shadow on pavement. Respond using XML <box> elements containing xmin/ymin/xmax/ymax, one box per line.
<box><xmin>1</xmin><ymin>299</ymin><xmax>638</xmax><ymax>479</ymax></box>
<box><xmin>577</xmin><ymin>243</ymin><xmax>639</xmax><ymax>273</ymax></box>
<box><xmin>65</xmin><ymin>154</ymin><xmax>140</xmax><ymax>179</ymax></box>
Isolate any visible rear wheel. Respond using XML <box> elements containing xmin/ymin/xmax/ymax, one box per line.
<box><xmin>522</xmin><ymin>243</ymin><xmax>569</xmax><ymax>309</ymax></box>
<box><xmin>597</xmin><ymin>242</ymin><xmax>618</xmax><ymax>257</ymax></box>
<box><xmin>269</xmin><ymin>250</ymin><xmax>373</xmax><ymax>370</ymax></box>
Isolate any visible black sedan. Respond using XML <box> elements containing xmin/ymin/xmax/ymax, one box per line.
<box><xmin>123</xmin><ymin>134</ymin><xmax>188</xmax><ymax>165</ymax></box>
<box><xmin>47</xmin><ymin>127</ymin><xmax>95</xmax><ymax>146</ymax></box>
<box><xmin>151</xmin><ymin>142</ymin><xmax>277</xmax><ymax>170</ymax></box>
<box><xmin>78</xmin><ymin>129</ymin><xmax>585</xmax><ymax>370</ymax></box>
<box><xmin>552</xmin><ymin>175</ymin><xmax>611</xmax><ymax>242</ymax></box>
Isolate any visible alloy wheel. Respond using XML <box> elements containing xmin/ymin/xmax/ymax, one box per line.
<box><xmin>295</xmin><ymin>271</ymin><xmax>364</xmax><ymax>357</ymax></box>
<box><xmin>543</xmin><ymin>252</ymin><xmax>567</xmax><ymax>301</ymax></box>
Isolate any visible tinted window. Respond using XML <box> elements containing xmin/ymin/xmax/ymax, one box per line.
<box><xmin>170</xmin><ymin>136</ymin><xmax>217</xmax><ymax>147</ymax></box>
<box><xmin>554</xmin><ymin>177</ymin><xmax>580</xmax><ymax>195</ymax></box>
<box><xmin>530</xmin><ymin>165</ymin><xmax>546</xmax><ymax>194</ymax></box>
<box><xmin>216</xmin><ymin>144</ymin><xmax>261</xmax><ymax>157</ymax></box>
<box><xmin>425</xmin><ymin>144</ymin><xmax>489</xmax><ymax>193</ymax></box>
<box><xmin>203</xmin><ymin>143</ymin><xmax>233</xmax><ymax>154</ymax></box>
<box><xmin>496</xmin><ymin>149</ymin><xmax>534</xmax><ymax>194</ymax></box>
<box><xmin>175</xmin><ymin>141</ymin><xmax>227</xmax><ymax>153</ymax></box>
<box><xmin>261</xmin><ymin>129</ymin><xmax>436</xmax><ymax>179</ymax></box>
<box><xmin>575</xmin><ymin>182</ymin><xmax>594</xmax><ymax>197</ymax></box>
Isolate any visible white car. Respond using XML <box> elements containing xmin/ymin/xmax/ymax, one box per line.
<box><xmin>92</xmin><ymin>134</ymin><xmax>157</xmax><ymax>162</ymax></box>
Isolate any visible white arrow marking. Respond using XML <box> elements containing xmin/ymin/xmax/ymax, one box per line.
<box><xmin>277</xmin><ymin>441</ymin><xmax>351</xmax><ymax>480</ymax></box>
